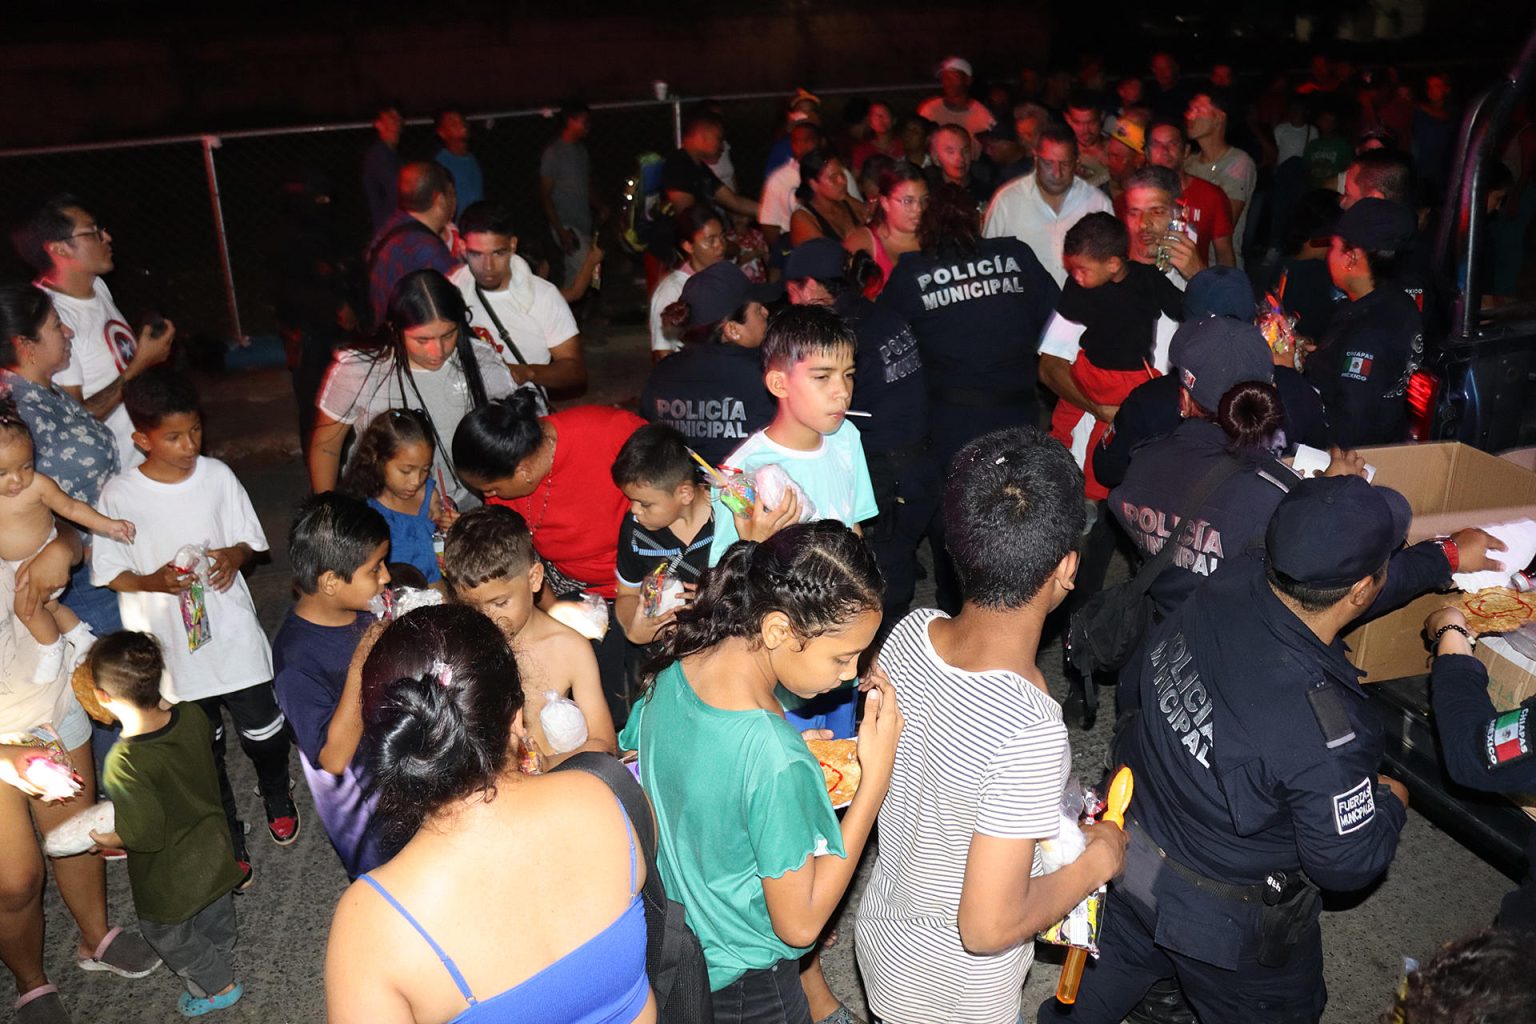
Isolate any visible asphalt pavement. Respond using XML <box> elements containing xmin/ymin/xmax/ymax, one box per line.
<box><xmin>34</xmin><ymin>322</ymin><xmax>1515</xmax><ymax>1024</ymax></box>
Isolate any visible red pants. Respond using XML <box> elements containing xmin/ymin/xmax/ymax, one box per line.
<box><xmin>1049</xmin><ymin>357</ymin><xmax>1158</xmax><ymax>500</ymax></box>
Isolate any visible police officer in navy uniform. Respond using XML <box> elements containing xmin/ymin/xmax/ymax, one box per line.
<box><xmin>1040</xmin><ymin>476</ymin><xmax>1505</xmax><ymax>1023</ymax></box>
<box><xmin>1307</xmin><ymin>198</ymin><xmax>1423</xmax><ymax>449</ymax></box>
<box><xmin>1424</xmin><ymin>603</ymin><xmax>1536</xmax><ymax>932</ymax></box>
<box><xmin>637</xmin><ymin>261</ymin><xmax>780</xmax><ymax>465</ymax></box>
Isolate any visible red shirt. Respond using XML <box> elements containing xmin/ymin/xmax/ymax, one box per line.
<box><xmin>490</xmin><ymin>405</ymin><xmax>644</xmax><ymax>600</ymax></box>
<box><xmin>1115</xmin><ymin>175</ymin><xmax>1234</xmax><ymax>263</ymax></box>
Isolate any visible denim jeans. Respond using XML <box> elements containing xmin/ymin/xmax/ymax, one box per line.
<box><xmin>711</xmin><ymin>959</ymin><xmax>811</xmax><ymax>1024</ymax></box>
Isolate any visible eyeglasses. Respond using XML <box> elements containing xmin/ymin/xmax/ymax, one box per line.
<box><xmin>67</xmin><ymin>226</ymin><xmax>106</xmax><ymax>242</ymax></box>
<box><xmin>892</xmin><ymin>196</ymin><xmax>931</xmax><ymax>209</ymax></box>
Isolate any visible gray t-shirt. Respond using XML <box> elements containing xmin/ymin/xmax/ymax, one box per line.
<box><xmin>539</xmin><ymin>138</ymin><xmax>592</xmax><ymax>234</ymax></box>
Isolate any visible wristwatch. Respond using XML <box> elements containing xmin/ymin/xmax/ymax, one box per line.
<box><xmin>1434</xmin><ymin>536</ymin><xmax>1460</xmax><ymax>574</ymax></box>
<box><xmin>1430</xmin><ymin>622</ymin><xmax>1476</xmax><ymax>650</ymax></box>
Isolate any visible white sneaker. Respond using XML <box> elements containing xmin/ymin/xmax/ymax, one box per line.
<box><xmin>33</xmin><ymin>637</ymin><xmax>65</xmax><ymax>685</ymax></box>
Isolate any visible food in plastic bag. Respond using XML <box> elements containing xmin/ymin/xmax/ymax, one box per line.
<box><xmin>43</xmin><ymin>801</ymin><xmax>115</xmax><ymax>857</ymax></box>
<box><xmin>548</xmin><ymin>593</ymin><xmax>609</xmax><ymax>640</ymax></box>
<box><xmin>752</xmin><ymin>464</ymin><xmax>818</xmax><ymax>522</ymax></box>
<box><xmin>171</xmin><ymin>543</ymin><xmax>212</xmax><ymax>652</ymax></box>
<box><xmin>641</xmin><ymin>563</ymin><xmax>688</xmax><ymax>618</ymax></box>
<box><xmin>24</xmin><ymin>752</ymin><xmax>82</xmax><ymax>802</ymax></box>
<box><xmin>1037</xmin><ymin>778</ymin><xmax>1106</xmax><ymax>955</ymax></box>
<box><xmin>539</xmin><ymin>690</ymin><xmax>590</xmax><ymax>754</ymax></box>
<box><xmin>368</xmin><ymin>585</ymin><xmax>445</xmax><ymax>622</ymax></box>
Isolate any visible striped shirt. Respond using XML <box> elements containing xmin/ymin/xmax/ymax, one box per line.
<box><xmin>855</xmin><ymin>608</ymin><xmax>1070</xmax><ymax>1024</ymax></box>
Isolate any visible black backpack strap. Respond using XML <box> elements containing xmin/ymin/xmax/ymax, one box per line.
<box><xmin>551</xmin><ymin>751</ymin><xmax>659</xmax><ymax>879</ymax></box>
<box><xmin>1125</xmin><ymin>455</ymin><xmax>1247</xmax><ymax>597</ymax></box>
<box><xmin>473</xmin><ymin>283</ymin><xmax>530</xmax><ymax>365</ymax></box>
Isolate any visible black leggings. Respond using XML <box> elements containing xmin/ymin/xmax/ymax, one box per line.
<box><xmin>194</xmin><ymin>684</ymin><xmax>292</xmax><ymax>854</ymax></box>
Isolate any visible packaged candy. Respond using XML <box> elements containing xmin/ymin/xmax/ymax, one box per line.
<box><xmin>753</xmin><ymin>464</ymin><xmax>818</xmax><ymax>522</ymax></box>
<box><xmin>549</xmin><ymin>593</ymin><xmax>610</xmax><ymax>641</ymax></box>
<box><xmin>368</xmin><ymin>585</ymin><xmax>444</xmax><ymax>622</ymax></box>
<box><xmin>1037</xmin><ymin>778</ymin><xmax>1106</xmax><ymax>956</ymax></box>
<box><xmin>641</xmin><ymin>563</ymin><xmax>688</xmax><ymax>618</ymax></box>
<box><xmin>172</xmin><ymin>543</ymin><xmax>212</xmax><ymax>653</ymax></box>
<box><xmin>716</xmin><ymin>468</ymin><xmax>756</xmax><ymax>517</ymax></box>
<box><xmin>539</xmin><ymin>690</ymin><xmax>590</xmax><ymax>754</ymax></box>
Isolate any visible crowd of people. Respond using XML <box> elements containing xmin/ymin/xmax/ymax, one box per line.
<box><xmin>2</xmin><ymin>45</ymin><xmax>1535</xmax><ymax>1024</ymax></box>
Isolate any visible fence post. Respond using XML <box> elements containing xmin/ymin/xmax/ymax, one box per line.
<box><xmin>672</xmin><ymin>99</ymin><xmax>683</xmax><ymax>148</ymax></box>
<box><xmin>200</xmin><ymin>135</ymin><xmax>244</xmax><ymax>343</ymax></box>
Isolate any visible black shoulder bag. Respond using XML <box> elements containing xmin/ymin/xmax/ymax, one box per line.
<box><xmin>552</xmin><ymin>752</ymin><xmax>715</xmax><ymax>1024</ymax></box>
<box><xmin>1067</xmin><ymin>455</ymin><xmax>1244</xmax><ymax>676</ymax></box>
<box><xmin>472</xmin><ymin>282</ymin><xmax>552</xmax><ymax>416</ymax></box>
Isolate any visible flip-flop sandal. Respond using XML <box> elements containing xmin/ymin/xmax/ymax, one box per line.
<box><xmin>813</xmin><ymin>1007</ymin><xmax>865</xmax><ymax>1024</ymax></box>
<box><xmin>178</xmin><ymin>982</ymin><xmax>243</xmax><ymax>1018</ymax></box>
<box><xmin>77</xmin><ymin>926</ymin><xmax>162</xmax><ymax>978</ymax></box>
<box><xmin>16</xmin><ymin>984</ymin><xmax>71</xmax><ymax>1024</ymax></box>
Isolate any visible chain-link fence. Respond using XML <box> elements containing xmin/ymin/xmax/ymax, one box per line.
<box><xmin>0</xmin><ymin>84</ymin><xmax>932</xmax><ymax>359</ymax></box>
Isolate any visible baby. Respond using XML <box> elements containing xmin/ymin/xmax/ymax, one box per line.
<box><xmin>0</xmin><ymin>409</ymin><xmax>134</xmax><ymax>683</ymax></box>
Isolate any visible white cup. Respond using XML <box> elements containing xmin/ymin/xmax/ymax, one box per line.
<box><xmin>653</xmin><ymin>80</ymin><xmax>669</xmax><ymax>101</ymax></box>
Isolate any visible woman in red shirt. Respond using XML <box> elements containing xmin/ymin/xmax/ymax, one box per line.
<box><xmin>452</xmin><ymin>391</ymin><xmax>644</xmax><ymax>721</ymax></box>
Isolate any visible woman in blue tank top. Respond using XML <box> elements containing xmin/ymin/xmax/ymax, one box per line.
<box><xmin>325</xmin><ymin>605</ymin><xmax>653</xmax><ymax>1023</ymax></box>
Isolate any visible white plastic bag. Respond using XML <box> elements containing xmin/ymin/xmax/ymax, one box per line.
<box><xmin>752</xmin><ymin>464</ymin><xmax>818</xmax><ymax>522</ymax></box>
<box><xmin>548</xmin><ymin>593</ymin><xmax>610</xmax><ymax>641</ymax></box>
<box><xmin>43</xmin><ymin>801</ymin><xmax>115</xmax><ymax>857</ymax></box>
<box><xmin>539</xmin><ymin>690</ymin><xmax>590</xmax><ymax>754</ymax></box>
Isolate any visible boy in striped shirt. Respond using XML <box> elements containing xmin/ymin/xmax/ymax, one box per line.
<box><xmin>855</xmin><ymin>426</ymin><xmax>1127</xmax><ymax>1023</ymax></box>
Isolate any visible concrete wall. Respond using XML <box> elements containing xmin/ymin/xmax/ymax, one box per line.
<box><xmin>2</xmin><ymin>6</ymin><xmax>1049</xmax><ymax>146</ymax></box>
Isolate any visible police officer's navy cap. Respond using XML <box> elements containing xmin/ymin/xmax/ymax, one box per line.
<box><xmin>1266</xmin><ymin>475</ymin><xmax>1413</xmax><ymax>588</ymax></box>
<box><xmin>1335</xmin><ymin>197</ymin><xmax>1416</xmax><ymax>252</ymax></box>
<box><xmin>1168</xmin><ymin>315</ymin><xmax>1273</xmax><ymax>412</ymax></box>
<box><xmin>784</xmin><ymin>238</ymin><xmax>848</xmax><ymax>284</ymax></box>
<box><xmin>678</xmin><ymin>262</ymin><xmax>783</xmax><ymax>328</ymax></box>
<box><xmin>1183</xmin><ymin>266</ymin><xmax>1255</xmax><ymax>321</ymax></box>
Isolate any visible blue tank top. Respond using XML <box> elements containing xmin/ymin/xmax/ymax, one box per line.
<box><xmin>368</xmin><ymin>476</ymin><xmax>441</xmax><ymax>584</ymax></box>
<box><xmin>358</xmin><ymin>791</ymin><xmax>649</xmax><ymax>1024</ymax></box>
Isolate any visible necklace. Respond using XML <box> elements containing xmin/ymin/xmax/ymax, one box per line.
<box><xmin>525</xmin><ymin>433</ymin><xmax>557</xmax><ymax>534</ymax></box>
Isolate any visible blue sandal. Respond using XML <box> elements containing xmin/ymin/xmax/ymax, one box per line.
<box><xmin>178</xmin><ymin>983</ymin><xmax>243</xmax><ymax>1018</ymax></box>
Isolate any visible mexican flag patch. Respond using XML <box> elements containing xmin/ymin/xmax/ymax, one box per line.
<box><xmin>1485</xmin><ymin>708</ymin><xmax>1531</xmax><ymax>769</ymax></box>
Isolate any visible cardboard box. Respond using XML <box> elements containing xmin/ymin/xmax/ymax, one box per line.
<box><xmin>1341</xmin><ymin>442</ymin><xmax>1536</xmax><ymax>683</ymax></box>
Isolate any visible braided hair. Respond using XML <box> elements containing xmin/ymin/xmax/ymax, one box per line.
<box><xmin>646</xmin><ymin>520</ymin><xmax>883</xmax><ymax>683</ymax></box>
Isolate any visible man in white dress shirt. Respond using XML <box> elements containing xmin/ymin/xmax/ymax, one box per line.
<box><xmin>983</xmin><ymin>126</ymin><xmax>1114</xmax><ymax>287</ymax></box>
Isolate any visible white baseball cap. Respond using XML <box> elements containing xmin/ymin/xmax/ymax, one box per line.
<box><xmin>938</xmin><ymin>57</ymin><xmax>973</xmax><ymax>79</ymax></box>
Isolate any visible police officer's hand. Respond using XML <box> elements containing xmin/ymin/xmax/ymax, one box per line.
<box><xmin>1425</xmin><ymin>606</ymin><xmax>1477</xmax><ymax>652</ymax></box>
<box><xmin>1379</xmin><ymin>774</ymin><xmax>1410</xmax><ymax>810</ymax></box>
<box><xmin>1449</xmin><ymin>528</ymin><xmax>1509</xmax><ymax>574</ymax></box>
<box><xmin>1322</xmin><ymin>447</ymin><xmax>1367</xmax><ymax>478</ymax></box>
<box><xmin>1081</xmin><ymin>819</ymin><xmax>1130</xmax><ymax>882</ymax></box>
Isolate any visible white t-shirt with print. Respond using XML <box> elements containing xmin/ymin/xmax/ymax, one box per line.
<box><xmin>92</xmin><ymin>457</ymin><xmax>272</xmax><ymax>703</ymax></box>
<box><xmin>316</xmin><ymin>342</ymin><xmax>514</xmax><ymax>507</ymax></box>
<box><xmin>450</xmin><ymin>261</ymin><xmax>578</xmax><ymax>368</ymax></box>
<box><xmin>44</xmin><ymin>277</ymin><xmax>143</xmax><ymax>469</ymax></box>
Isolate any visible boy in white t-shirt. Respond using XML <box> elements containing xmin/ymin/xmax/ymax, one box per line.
<box><xmin>855</xmin><ymin>426</ymin><xmax>1127</xmax><ymax>1024</ymax></box>
<box><xmin>16</xmin><ymin>194</ymin><xmax>174</xmax><ymax>467</ymax></box>
<box><xmin>93</xmin><ymin>367</ymin><xmax>295</xmax><ymax>889</ymax></box>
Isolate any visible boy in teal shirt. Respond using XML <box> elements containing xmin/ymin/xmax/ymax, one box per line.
<box><xmin>707</xmin><ymin>304</ymin><xmax>878</xmax><ymax>565</ymax></box>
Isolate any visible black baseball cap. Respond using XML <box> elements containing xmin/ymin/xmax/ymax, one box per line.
<box><xmin>1265</xmin><ymin>475</ymin><xmax>1413</xmax><ymax>588</ymax></box>
<box><xmin>677</xmin><ymin>262</ymin><xmax>783</xmax><ymax>327</ymax></box>
<box><xmin>1183</xmin><ymin>266</ymin><xmax>1255</xmax><ymax>321</ymax></box>
<box><xmin>784</xmin><ymin>238</ymin><xmax>848</xmax><ymax>283</ymax></box>
<box><xmin>1169</xmin><ymin>315</ymin><xmax>1273</xmax><ymax>411</ymax></box>
<box><xmin>1336</xmin><ymin>197</ymin><xmax>1415</xmax><ymax>252</ymax></box>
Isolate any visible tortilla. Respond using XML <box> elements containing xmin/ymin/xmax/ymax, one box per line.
<box><xmin>70</xmin><ymin>662</ymin><xmax>115</xmax><ymax>725</ymax></box>
<box><xmin>806</xmin><ymin>738</ymin><xmax>860</xmax><ymax>808</ymax></box>
<box><xmin>1459</xmin><ymin>587</ymin><xmax>1536</xmax><ymax>635</ymax></box>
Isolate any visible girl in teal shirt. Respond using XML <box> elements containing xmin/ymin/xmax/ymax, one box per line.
<box><xmin>620</xmin><ymin>522</ymin><xmax>903</xmax><ymax>1024</ymax></box>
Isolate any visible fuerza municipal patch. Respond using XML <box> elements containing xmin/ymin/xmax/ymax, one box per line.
<box><xmin>1485</xmin><ymin>707</ymin><xmax>1532</xmax><ymax>769</ymax></box>
<box><xmin>1332</xmin><ymin>777</ymin><xmax>1375</xmax><ymax>835</ymax></box>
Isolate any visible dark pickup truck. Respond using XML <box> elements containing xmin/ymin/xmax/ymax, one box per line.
<box><xmin>1367</xmin><ymin>30</ymin><xmax>1536</xmax><ymax>881</ymax></box>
